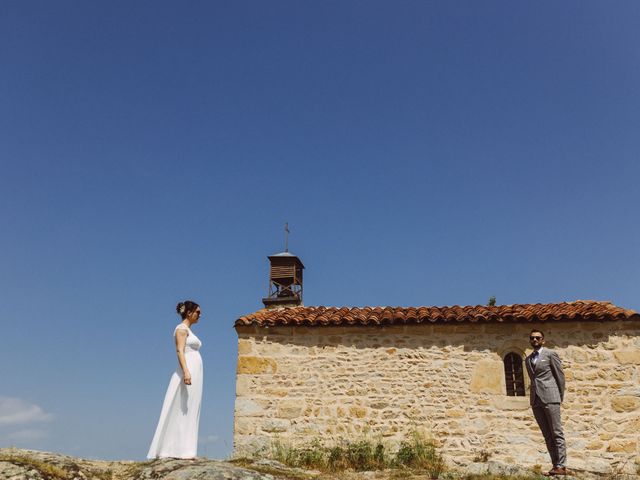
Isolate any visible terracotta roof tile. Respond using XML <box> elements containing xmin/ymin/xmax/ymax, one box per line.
<box><xmin>235</xmin><ymin>301</ymin><xmax>640</xmax><ymax>328</ymax></box>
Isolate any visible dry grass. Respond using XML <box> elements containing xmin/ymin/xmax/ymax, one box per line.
<box><xmin>461</xmin><ymin>475</ymin><xmax>548</xmax><ymax>480</ymax></box>
<box><xmin>0</xmin><ymin>453</ymin><xmax>135</xmax><ymax>480</ymax></box>
<box><xmin>243</xmin><ymin>432</ymin><xmax>446</xmax><ymax>478</ymax></box>
<box><xmin>0</xmin><ymin>453</ymin><xmax>72</xmax><ymax>480</ymax></box>
<box><xmin>230</xmin><ymin>460</ymin><xmax>317</xmax><ymax>480</ymax></box>
<box><xmin>88</xmin><ymin>469</ymin><xmax>113</xmax><ymax>480</ymax></box>
<box><xmin>109</xmin><ymin>460</ymin><xmax>159</xmax><ymax>480</ymax></box>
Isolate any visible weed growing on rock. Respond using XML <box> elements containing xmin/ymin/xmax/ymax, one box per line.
<box><xmin>393</xmin><ymin>431</ymin><xmax>445</xmax><ymax>479</ymax></box>
<box><xmin>472</xmin><ymin>449</ymin><xmax>491</xmax><ymax>463</ymax></box>
<box><xmin>0</xmin><ymin>453</ymin><xmax>71</xmax><ymax>480</ymax></box>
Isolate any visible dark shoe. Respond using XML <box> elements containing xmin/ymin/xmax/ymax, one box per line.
<box><xmin>548</xmin><ymin>466</ymin><xmax>567</xmax><ymax>476</ymax></box>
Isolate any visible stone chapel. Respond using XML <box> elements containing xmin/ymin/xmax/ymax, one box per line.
<box><xmin>233</xmin><ymin>251</ymin><xmax>640</xmax><ymax>474</ymax></box>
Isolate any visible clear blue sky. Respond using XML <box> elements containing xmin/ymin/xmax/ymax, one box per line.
<box><xmin>1</xmin><ymin>0</ymin><xmax>638</xmax><ymax>461</ymax></box>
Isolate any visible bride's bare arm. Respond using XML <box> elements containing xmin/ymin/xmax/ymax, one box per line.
<box><xmin>175</xmin><ymin>328</ymin><xmax>191</xmax><ymax>385</ymax></box>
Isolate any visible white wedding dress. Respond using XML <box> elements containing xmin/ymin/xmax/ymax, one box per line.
<box><xmin>147</xmin><ymin>324</ymin><xmax>203</xmax><ymax>459</ymax></box>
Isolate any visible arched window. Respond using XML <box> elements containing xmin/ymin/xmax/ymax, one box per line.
<box><xmin>503</xmin><ymin>352</ymin><xmax>525</xmax><ymax>396</ymax></box>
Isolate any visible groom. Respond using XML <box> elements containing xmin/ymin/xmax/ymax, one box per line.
<box><xmin>526</xmin><ymin>329</ymin><xmax>567</xmax><ymax>476</ymax></box>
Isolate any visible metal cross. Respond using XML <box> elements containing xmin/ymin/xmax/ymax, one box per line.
<box><xmin>284</xmin><ymin>222</ymin><xmax>290</xmax><ymax>252</ymax></box>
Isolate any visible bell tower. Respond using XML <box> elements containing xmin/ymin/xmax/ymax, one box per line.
<box><xmin>262</xmin><ymin>224</ymin><xmax>304</xmax><ymax>308</ymax></box>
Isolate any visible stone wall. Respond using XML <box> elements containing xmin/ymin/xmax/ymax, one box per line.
<box><xmin>234</xmin><ymin>321</ymin><xmax>640</xmax><ymax>474</ymax></box>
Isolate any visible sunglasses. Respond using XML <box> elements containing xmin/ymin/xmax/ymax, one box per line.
<box><xmin>529</xmin><ymin>335</ymin><xmax>543</xmax><ymax>340</ymax></box>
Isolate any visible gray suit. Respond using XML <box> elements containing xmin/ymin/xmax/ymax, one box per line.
<box><xmin>526</xmin><ymin>347</ymin><xmax>566</xmax><ymax>468</ymax></box>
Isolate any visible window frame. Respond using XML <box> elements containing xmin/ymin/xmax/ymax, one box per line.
<box><xmin>503</xmin><ymin>351</ymin><xmax>526</xmax><ymax>397</ymax></box>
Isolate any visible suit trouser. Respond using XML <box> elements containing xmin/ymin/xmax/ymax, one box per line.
<box><xmin>532</xmin><ymin>398</ymin><xmax>566</xmax><ymax>467</ymax></box>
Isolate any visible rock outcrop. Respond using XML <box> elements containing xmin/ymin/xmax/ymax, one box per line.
<box><xmin>0</xmin><ymin>449</ymin><xmax>288</xmax><ymax>480</ymax></box>
<box><xmin>0</xmin><ymin>448</ymin><xmax>614</xmax><ymax>479</ymax></box>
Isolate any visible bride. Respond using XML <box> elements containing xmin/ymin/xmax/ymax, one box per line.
<box><xmin>147</xmin><ymin>300</ymin><xmax>203</xmax><ymax>459</ymax></box>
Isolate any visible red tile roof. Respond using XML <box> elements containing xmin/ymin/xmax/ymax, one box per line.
<box><xmin>235</xmin><ymin>301</ymin><xmax>640</xmax><ymax>327</ymax></box>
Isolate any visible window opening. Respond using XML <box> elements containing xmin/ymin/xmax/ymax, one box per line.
<box><xmin>504</xmin><ymin>352</ymin><xmax>525</xmax><ymax>396</ymax></box>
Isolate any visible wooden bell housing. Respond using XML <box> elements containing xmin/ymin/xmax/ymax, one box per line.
<box><xmin>262</xmin><ymin>252</ymin><xmax>304</xmax><ymax>308</ymax></box>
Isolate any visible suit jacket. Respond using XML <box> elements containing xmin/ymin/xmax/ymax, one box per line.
<box><xmin>526</xmin><ymin>347</ymin><xmax>565</xmax><ymax>406</ymax></box>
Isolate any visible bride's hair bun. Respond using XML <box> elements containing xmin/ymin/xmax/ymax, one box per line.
<box><xmin>176</xmin><ymin>300</ymin><xmax>200</xmax><ymax>319</ymax></box>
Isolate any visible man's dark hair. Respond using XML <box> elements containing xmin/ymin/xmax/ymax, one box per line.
<box><xmin>530</xmin><ymin>329</ymin><xmax>544</xmax><ymax>338</ymax></box>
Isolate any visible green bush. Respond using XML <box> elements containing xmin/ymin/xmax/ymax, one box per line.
<box><xmin>393</xmin><ymin>432</ymin><xmax>445</xmax><ymax>478</ymax></box>
<box><xmin>296</xmin><ymin>439</ymin><xmax>326</xmax><ymax>469</ymax></box>
<box><xmin>327</xmin><ymin>444</ymin><xmax>348</xmax><ymax>471</ymax></box>
<box><xmin>344</xmin><ymin>440</ymin><xmax>378</xmax><ymax>471</ymax></box>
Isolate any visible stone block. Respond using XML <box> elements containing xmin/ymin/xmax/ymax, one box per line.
<box><xmin>235</xmin><ymin>434</ymin><xmax>270</xmax><ymax>454</ymax></box>
<box><xmin>261</xmin><ymin>418</ymin><xmax>290</xmax><ymax>433</ymax></box>
<box><xmin>611</xmin><ymin>396</ymin><xmax>640</xmax><ymax>413</ymax></box>
<box><xmin>235</xmin><ymin>376</ymin><xmax>252</xmax><ymax>396</ymax></box>
<box><xmin>614</xmin><ymin>350</ymin><xmax>640</xmax><ymax>365</ymax></box>
<box><xmin>611</xmin><ymin>369</ymin><xmax>633</xmax><ymax>381</ymax></box>
<box><xmin>277</xmin><ymin>400</ymin><xmax>303</xmax><ymax>419</ymax></box>
<box><xmin>570</xmin><ymin>349</ymin><xmax>589</xmax><ymax>362</ymax></box>
<box><xmin>469</xmin><ymin>360</ymin><xmax>504</xmax><ymax>394</ymax></box>
<box><xmin>446</xmin><ymin>409</ymin><xmax>466</xmax><ymax>418</ymax></box>
<box><xmin>235</xmin><ymin>398</ymin><xmax>264</xmax><ymax>417</ymax></box>
<box><xmin>607</xmin><ymin>440</ymin><xmax>637</xmax><ymax>453</ymax></box>
<box><xmin>582</xmin><ymin>457</ymin><xmax>612</xmax><ymax>474</ymax></box>
<box><xmin>621</xmin><ymin>416</ymin><xmax>640</xmax><ymax>433</ymax></box>
<box><xmin>237</xmin><ymin>339</ymin><xmax>252</xmax><ymax>355</ymax></box>
<box><xmin>586</xmin><ymin>440</ymin><xmax>603</xmax><ymax>450</ymax></box>
<box><xmin>237</xmin><ymin>356</ymin><xmax>278</xmax><ymax>374</ymax></box>
<box><xmin>349</xmin><ymin>406</ymin><xmax>367</xmax><ymax>418</ymax></box>
<box><xmin>264</xmin><ymin>388</ymin><xmax>289</xmax><ymax>397</ymax></box>
<box><xmin>503</xmin><ymin>434</ymin><xmax>532</xmax><ymax>445</ymax></box>
<box><xmin>235</xmin><ymin>417</ymin><xmax>256</xmax><ymax>435</ymax></box>
<box><xmin>490</xmin><ymin>396</ymin><xmax>530</xmax><ymax>411</ymax></box>
<box><xmin>584</xmin><ymin>371</ymin><xmax>598</xmax><ymax>381</ymax></box>
<box><xmin>259</xmin><ymin>342</ymin><xmax>283</xmax><ymax>355</ymax></box>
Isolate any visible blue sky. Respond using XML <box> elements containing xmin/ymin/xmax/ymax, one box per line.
<box><xmin>1</xmin><ymin>1</ymin><xmax>639</xmax><ymax>460</ymax></box>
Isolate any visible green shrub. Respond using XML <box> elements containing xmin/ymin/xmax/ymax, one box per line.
<box><xmin>296</xmin><ymin>439</ymin><xmax>326</xmax><ymax>469</ymax></box>
<box><xmin>327</xmin><ymin>444</ymin><xmax>348</xmax><ymax>471</ymax></box>
<box><xmin>393</xmin><ymin>432</ymin><xmax>445</xmax><ymax>478</ymax></box>
<box><xmin>344</xmin><ymin>440</ymin><xmax>376</xmax><ymax>471</ymax></box>
<box><xmin>265</xmin><ymin>432</ymin><xmax>445</xmax><ymax>476</ymax></box>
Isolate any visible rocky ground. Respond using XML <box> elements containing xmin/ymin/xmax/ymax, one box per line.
<box><xmin>0</xmin><ymin>449</ymin><xmax>279</xmax><ymax>480</ymax></box>
<box><xmin>0</xmin><ymin>448</ymin><xmax>611</xmax><ymax>480</ymax></box>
